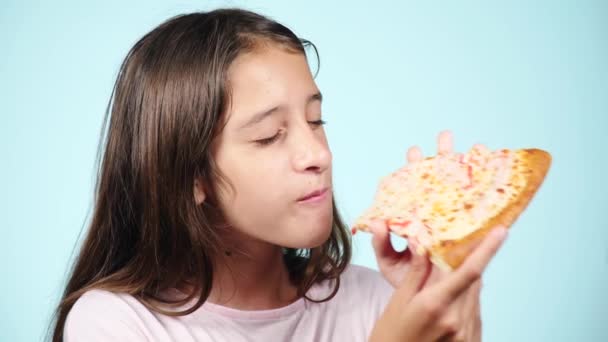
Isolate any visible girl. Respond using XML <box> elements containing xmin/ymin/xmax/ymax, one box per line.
<box><xmin>50</xmin><ymin>8</ymin><xmax>507</xmax><ymax>342</ymax></box>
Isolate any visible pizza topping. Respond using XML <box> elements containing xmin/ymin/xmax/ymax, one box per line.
<box><xmin>353</xmin><ymin>147</ymin><xmax>531</xmax><ymax>249</ymax></box>
<box><xmin>351</xmin><ymin>147</ymin><xmax>551</xmax><ymax>270</ymax></box>
<box><xmin>387</xmin><ymin>218</ymin><xmax>411</xmax><ymax>228</ymax></box>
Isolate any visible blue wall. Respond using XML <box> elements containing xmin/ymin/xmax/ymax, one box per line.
<box><xmin>1</xmin><ymin>1</ymin><xmax>606</xmax><ymax>340</ymax></box>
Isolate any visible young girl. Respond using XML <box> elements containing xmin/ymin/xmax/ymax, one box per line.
<box><xmin>51</xmin><ymin>8</ymin><xmax>507</xmax><ymax>342</ymax></box>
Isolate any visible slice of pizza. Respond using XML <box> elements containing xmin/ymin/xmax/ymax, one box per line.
<box><xmin>352</xmin><ymin>146</ymin><xmax>551</xmax><ymax>271</ymax></box>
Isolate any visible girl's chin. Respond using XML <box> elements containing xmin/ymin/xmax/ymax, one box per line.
<box><xmin>282</xmin><ymin>224</ymin><xmax>334</xmax><ymax>249</ymax></box>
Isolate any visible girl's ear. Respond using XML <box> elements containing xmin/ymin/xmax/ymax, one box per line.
<box><xmin>193</xmin><ymin>179</ymin><xmax>206</xmax><ymax>205</ymax></box>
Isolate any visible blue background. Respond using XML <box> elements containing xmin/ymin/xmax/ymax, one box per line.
<box><xmin>1</xmin><ymin>1</ymin><xmax>606</xmax><ymax>341</ymax></box>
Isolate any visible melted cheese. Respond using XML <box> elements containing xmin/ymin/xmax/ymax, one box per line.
<box><xmin>358</xmin><ymin>147</ymin><xmax>529</xmax><ymax>251</ymax></box>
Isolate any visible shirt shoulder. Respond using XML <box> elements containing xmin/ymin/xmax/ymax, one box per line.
<box><xmin>307</xmin><ymin>263</ymin><xmax>394</xmax><ymax>340</ymax></box>
<box><xmin>64</xmin><ymin>289</ymin><xmax>150</xmax><ymax>341</ymax></box>
<box><xmin>313</xmin><ymin>263</ymin><xmax>394</xmax><ymax>317</ymax></box>
<box><xmin>341</xmin><ymin>263</ymin><xmax>392</xmax><ymax>288</ymax></box>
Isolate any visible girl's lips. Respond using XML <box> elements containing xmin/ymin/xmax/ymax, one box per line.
<box><xmin>297</xmin><ymin>187</ymin><xmax>330</xmax><ymax>203</ymax></box>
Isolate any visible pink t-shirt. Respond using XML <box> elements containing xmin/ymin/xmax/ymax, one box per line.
<box><xmin>64</xmin><ymin>264</ymin><xmax>394</xmax><ymax>341</ymax></box>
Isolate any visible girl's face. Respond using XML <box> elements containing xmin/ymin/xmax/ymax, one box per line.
<box><xmin>208</xmin><ymin>45</ymin><xmax>333</xmax><ymax>250</ymax></box>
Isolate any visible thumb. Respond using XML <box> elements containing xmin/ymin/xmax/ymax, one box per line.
<box><xmin>397</xmin><ymin>240</ymin><xmax>431</xmax><ymax>300</ymax></box>
<box><xmin>370</xmin><ymin>220</ymin><xmax>400</xmax><ymax>262</ymax></box>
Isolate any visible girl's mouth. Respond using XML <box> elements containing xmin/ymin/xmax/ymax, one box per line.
<box><xmin>297</xmin><ymin>187</ymin><xmax>330</xmax><ymax>203</ymax></box>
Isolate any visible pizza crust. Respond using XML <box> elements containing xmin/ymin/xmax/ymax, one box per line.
<box><xmin>431</xmin><ymin>148</ymin><xmax>551</xmax><ymax>269</ymax></box>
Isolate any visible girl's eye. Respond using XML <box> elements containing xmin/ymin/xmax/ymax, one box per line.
<box><xmin>254</xmin><ymin>120</ymin><xmax>325</xmax><ymax>147</ymax></box>
<box><xmin>256</xmin><ymin>132</ymin><xmax>281</xmax><ymax>146</ymax></box>
<box><xmin>308</xmin><ymin>119</ymin><xmax>326</xmax><ymax>127</ymax></box>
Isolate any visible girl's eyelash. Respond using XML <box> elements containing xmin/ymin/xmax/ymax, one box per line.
<box><xmin>256</xmin><ymin>132</ymin><xmax>281</xmax><ymax>146</ymax></box>
<box><xmin>308</xmin><ymin>119</ymin><xmax>326</xmax><ymax>126</ymax></box>
<box><xmin>255</xmin><ymin>119</ymin><xmax>326</xmax><ymax>146</ymax></box>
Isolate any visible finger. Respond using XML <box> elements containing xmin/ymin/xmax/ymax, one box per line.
<box><xmin>407</xmin><ymin>146</ymin><xmax>423</xmax><ymax>163</ymax></box>
<box><xmin>438</xmin><ymin>130</ymin><xmax>454</xmax><ymax>155</ymax></box>
<box><xmin>425</xmin><ymin>262</ymin><xmax>450</xmax><ymax>286</ymax></box>
<box><xmin>472</xmin><ymin>143</ymin><xmax>489</xmax><ymax>154</ymax></box>
<box><xmin>396</xmin><ymin>243</ymin><xmax>431</xmax><ymax>300</ymax></box>
<box><xmin>434</xmin><ymin>226</ymin><xmax>507</xmax><ymax>301</ymax></box>
<box><xmin>441</xmin><ymin>277</ymin><xmax>475</xmax><ymax>341</ymax></box>
<box><xmin>472</xmin><ymin>302</ymin><xmax>482</xmax><ymax>342</ymax></box>
<box><xmin>437</xmin><ymin>294</ymin><xmax>465</xmax><ymax>342</ymax></box>
<box><xmin>457</xmin><ymin>279</ymin><xmax>481</xmax><ymax>341</ymax></box>
<box><xmin>459</xmin><ymin>280</ymin><xmax>482</xmax><ymax>342</ymax></box>
<box><xmin>370</xmin><ymin>220</ymin><xmax>401</xmax><ymax>262</ymax></box>
<box><xmin>462</xmin><ymin>279</ymin><xmax>481</xmax><ymax>318</ymax></box>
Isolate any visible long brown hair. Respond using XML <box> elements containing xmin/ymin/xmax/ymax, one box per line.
<box><xmin>49</xmin><ymin>8</ymin><xmax>351</xmax><ymax>341</ymax></box>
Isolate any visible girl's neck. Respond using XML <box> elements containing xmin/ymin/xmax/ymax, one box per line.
<box><xmin>207</xmin><ymin>243</ymin><xmax>299</xmax><ymax>311</ymax></box>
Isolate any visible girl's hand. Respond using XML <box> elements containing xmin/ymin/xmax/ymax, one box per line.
<box><xmin>370</xmin><ymin>224</ymin><xmax>507</xmax><ymax>342</ymax></box>
<box><xmin>369</xmin><ymin>130</ymin><xmax>495</xmax><ymax>341</ymax></box>
<box><xmin>370</xmin><ymin>130</ymin><xmax>470</xmax><ymax>287</ymax></box>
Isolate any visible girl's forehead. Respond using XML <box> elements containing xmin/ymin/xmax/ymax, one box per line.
<box><xmin>224</xmin><ymin>47</ymin><xmax>318</xmax><ymax>128</ymax></box>
<box><xmin>228</xmin><ymin>47</ymin><xmax>309</xmax><ymax>89</ymax></box>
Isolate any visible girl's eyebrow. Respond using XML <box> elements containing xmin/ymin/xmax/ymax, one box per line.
<box><xmin>238</xmin><ymin>91</ymin><xmax>323</xmax><ymax>130</ymax></box>
<box><xmin>239</xmin><ymin>106</ymin><xmax>280</xmax><ymax>130</ymax></box>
